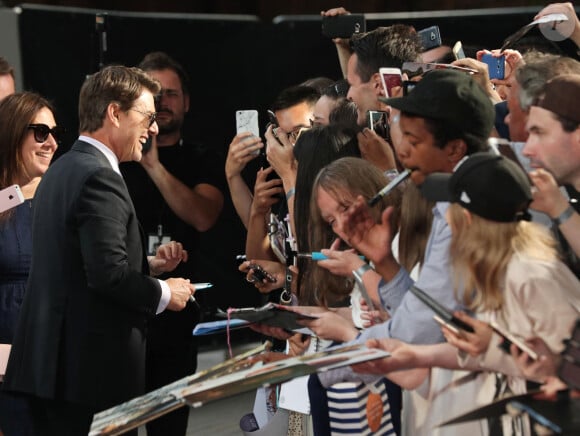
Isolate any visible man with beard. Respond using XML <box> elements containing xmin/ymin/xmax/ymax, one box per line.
<box><xmin>120</xmin><ymin>52</ymin><xmax>224</xmax><ymax>436</ymax></box>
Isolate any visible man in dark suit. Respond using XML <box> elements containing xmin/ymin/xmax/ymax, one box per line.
<box><xmin>3</xmin><ymin>65</ymin><xmax>195</xmax><ymax>435</ymax></box>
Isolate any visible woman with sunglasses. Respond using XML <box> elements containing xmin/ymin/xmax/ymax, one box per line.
<box><xmin>0</xmin><ymin>92</ymin><xmax>61</xmax><ymax>436</ymax></box>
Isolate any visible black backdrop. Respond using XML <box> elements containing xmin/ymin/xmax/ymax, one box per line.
<box><xmin>15</xmin><ymin>4</ymin><xmax>574</xmax><ymax>332</ymax></box>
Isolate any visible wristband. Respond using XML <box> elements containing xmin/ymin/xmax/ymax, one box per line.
<box><xmin>553</xmin><ymin>204</ymin><xmax>575</xmax><ymax>226</ymax></box>
<box><xmin>286</xmin><ymin>187</ymin><xmax>295</xmax><ymax>201</ymax></box>
<box><xmin>354</xmin><ymin>263</ymin><xmax>373</xmax><ymax>278</ymax></box>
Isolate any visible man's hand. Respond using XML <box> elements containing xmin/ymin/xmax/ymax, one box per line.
<box><xmin>225</xmin><ymin>133</ymin><xmax>263</xmax><ymax>180</ymax></box>
<box><xmin>140</xmin><ymin>134</ymin><xmax>160</xmax><ymax>170</ymax></box>
<box><xmin>148</xmin><ymin>240</ymin><xmax>188</xmax><ymax>276</ymax></box>
<box><xmin>529</xmin><ymin>168</ymin><xmax>570</xmax><ymax>218</ymax></box>
<box><xmin>452</xmin><ymin>56</ymin><xmax>502</xmax><ymax>103</ymax></box>
<box><xmin>165</xmin><ymin>278</ymin><xmax>195</xmax><ymax>311</ymax></box>
<box><xmin>250</xmin><ymin>167</ymin><xmax>283</xmax><ymax>217</ymax></box>
<box><xmin>357</xmin><ymin>128</ymin><xmax>397</xmax><ymax>172</ymax></box>
<box><xmin>264</xmin><ymin>125</ymin><xmax>296</xmax><ymax>182</ymax></box>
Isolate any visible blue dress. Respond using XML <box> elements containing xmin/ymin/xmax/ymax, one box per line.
<box><xmin>0</xmin><ymin>199</ymin><xmax>33</xmax><ymax>436</ymax></box>
<box><xmin>0</xmin><ymin>200</ymin><xmax>32</xmax><ymax>343</ymax></box>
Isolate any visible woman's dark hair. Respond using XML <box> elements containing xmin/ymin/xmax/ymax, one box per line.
<box><xmin>293</xmin><ymin>125</ymin><xmax>361</xmax><ymax>304</ymax></box>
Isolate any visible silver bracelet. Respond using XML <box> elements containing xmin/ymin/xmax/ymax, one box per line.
<box><xmin>353</xmin><ymin>263</ymin><xmax>373</xmax><ymax>278</ymax></box>
<box><xmin>553</xmin><ymin>205</ymin><xmax>575</xmax><ymax>226</ymax></box>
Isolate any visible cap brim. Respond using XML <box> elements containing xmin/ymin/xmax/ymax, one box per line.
<box><xmin>379</xmin><ymin>95</ymin><xmax>434</xmax><ymax>119</ymax></box>
<box><xmin>420</xmin><ymin>173</ymin><xmax>453</xmax><ymax>202</ymax></box>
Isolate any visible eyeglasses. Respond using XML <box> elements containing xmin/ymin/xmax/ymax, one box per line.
<box><xmin>273</xmin><ymin>125</ymin><xmax>310</xmax><ymax>143</ymax></box>
<box><xmin>129</xmin><ymin>108</ymin><xmax>157</xmax><ymax>127</ymax></box>
<box><xmin>27</xmin><ymin>124</ymin><xmax>65</xmax><ymax>143</ymax></box>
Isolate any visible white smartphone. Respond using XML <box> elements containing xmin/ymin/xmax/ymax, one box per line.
<box><xmin>0</xmin><ymin>185</ymin><xmax>25</xmax><ymax>213</ymax></box>
<box><xmin>236</xmin><ymin>110</ymin><xmax>259</xmax><ymax>138</ymax></box>
<box><xmin>379</xmin><ymin>67</ymin><xmax>403</xmax><ymax>98</ymax></box>
<box><xmin>452</xmin><ymin>41</ymin><xmax>466</xmax><ymax>60</ymax></box>
<box><xmin>236</xmin><ymin>110</ymin><xmax>260</xmax><ymax>156</ymax></box>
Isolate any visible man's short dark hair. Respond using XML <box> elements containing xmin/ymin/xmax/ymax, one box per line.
<box><xmin>349</xmin><ymin>25</ymin><xmax>422</xmax><ymax>83</ymax></box>
<box><xmin>0</xmin><ymin>57</ymin><xmax>14</xmax><ymax>78</ymax></box>
<box><xmin>271</xmin><ymin>85</ymin><xmax>320</xmax><ymax>112</ymax></box>
<box><xmin>418</xmin><ymin>115</ymin><xmax>490</xmax><ymax>155</ymax></box>
<box><xmin>138</xmin><ymin>51</ymin><xmax>190</xmax><ymax>96</ymax></box>
<box><xmin>555</xmin><ymin>113</ymin><xmax>580</xmax><ymax>133</ymax></box>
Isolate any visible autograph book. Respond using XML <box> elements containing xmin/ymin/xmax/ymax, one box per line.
<box><xmin>216</xmin><ymin>302</ymin><xmax>319</xmax><ymax>331</ymax></box>
<box><xmin>89</xmin><ymin>344</ymin><xmax>389</xmax><ymax>435</ymax></box>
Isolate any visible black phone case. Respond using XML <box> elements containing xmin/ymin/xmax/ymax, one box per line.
<box><xmin>322</xmin><ymin>14</ymin><xmax>366</xmax><ymax>39</ymax></box>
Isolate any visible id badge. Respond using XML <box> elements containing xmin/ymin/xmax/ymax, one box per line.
<box><xmin>147</xmin><ymin>224</ymin><xmax>171</xmax><ymax>256</ymax></box>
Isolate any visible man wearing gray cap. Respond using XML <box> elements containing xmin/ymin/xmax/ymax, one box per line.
<box><xmin>523</xmin><ymin>74</ymin><xmax>580</xmax><ymax>257</ymax></box>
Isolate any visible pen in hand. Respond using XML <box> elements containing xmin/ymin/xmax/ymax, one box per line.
<box><xmin>297</xmin><ymin>252</ymin><xmax>365</xmax><ymax>261</ymax></box>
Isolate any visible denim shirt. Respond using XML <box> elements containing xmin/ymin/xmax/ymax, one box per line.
<box><xmin>359</xmin><ymin>201</ymin><xmax>463</xmax><ymax>344</ymax></box>
<box><xmin>318</xmin><ymin>202</ymin><xmax>465</xmax><ymax>387</ymax></box>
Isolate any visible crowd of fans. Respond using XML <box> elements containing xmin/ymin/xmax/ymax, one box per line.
<box><xmin>1</xmin><ymin>2</ymin><xmax>580</xmax><ymax>435</ymax></box>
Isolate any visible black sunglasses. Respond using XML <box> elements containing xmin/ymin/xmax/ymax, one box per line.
<box><xmin>27</xmin><ymin>124</ymin><xmax>65</xmax><ymax>143</ymax></box>
<box><xmin>130</xmin><ymin>108</ymin><xmax>157</xmax><ymax>127</ymax></box>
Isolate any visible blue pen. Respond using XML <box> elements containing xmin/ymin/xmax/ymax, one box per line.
<box><xmin>298</xmin><ymin>252</ymin><xmax>364</xmax><ymax>261</ymax></box>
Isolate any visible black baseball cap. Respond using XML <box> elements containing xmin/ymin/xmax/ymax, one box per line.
<box><xmin>380</xmin><ymin>69</ymin><xmax>495</xmax><ymax>141</ymax></box>
<box><xmin>420</xmin><ymin>152</ymin><xmax>532</xmax><ymax>222</ymax></box>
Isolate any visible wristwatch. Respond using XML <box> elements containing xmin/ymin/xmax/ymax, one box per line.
<box><xmin>553</xmin><ymin>204</ymin><xmax>575</xmax><ymax>226</ymax></box>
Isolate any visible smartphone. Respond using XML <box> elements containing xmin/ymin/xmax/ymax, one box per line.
<box><xmin>236</xmin><ymin>110</ymin><xmax>260</xmax><ymax>156</ymax></box>
<box><xmin>490</xmin><ymin>321</ymin><xmax>539</xmax><ymax>361</ymax></box>
<box><xmin>410</xmin><ymin>285</ymin><xmax>475</xmax><ymax>333</ymax></box>
<box><xmin>367</xmin><ymin>110</ymin><xmax>390</xmax><ymax>143</ymax></box>
<box><xmin>0</xmin><ymin>185</ymin><xmax>25</xmax><ymax>214</ymax></box>
<box><xmin>379</xmin><ymin>67</ymin><xmax>402</xmax><ymax>98</ymax></box>
<box><xmin>321</xmin><ymin>14</ymin><xmax>366</xmax><ymax>39</ymax></box>
<box><xmin>434</xmin><ymin>314</ymin><xmax>463</xmax><ymax>336</ymax></box>
<box><xmin>247</xmin><ymin>263</ymin><xmax>277</xmax><ymax>283</ymax></box>
<box><xmin>452</xmin><ymin>41</ymin><xmax>466</xmax><ymax>60</ymax></box>
<box><xmin>418</xmin><ymin>25</ymin><xmax>442</xmax><ymax>51</ymax></box>
<box><xmin>269</xmin><ymin>213</ymin><xmax>288</xmax><ymax>264</ymax></box>
<box><xmin>481</xmin><ymin>53</ymin><xmax>505</xmax><ymax>80</ymax></box>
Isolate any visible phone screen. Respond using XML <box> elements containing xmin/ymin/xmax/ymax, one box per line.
<box><xmin>379</xmin><ymin>68</ymin><xmax>402</xmax><ymax>97</ymax></box>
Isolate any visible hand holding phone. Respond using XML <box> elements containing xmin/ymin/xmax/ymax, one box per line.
<box><xmin>491</xmin><ymin>321</ymin><xmax>539</xmax><ymax>361</ymax></box>
<box><xmin>452</xmin><ymin>41</ymin><xmax>466</xmax><ymax>60</ymax></box>
<box><xmin>379</xmin><ymin>67</ymin><xmax>402</xmax><ymax>98</ymax></box>
<box><xmin>481</xmin><ymin>53</ymin><xmax>506</xmax><ymax>80</ymax></box>
<box><xmin>367</xmin><ymin>110</ymin><xmax>390</xmax><ymax>143</ymax></box>
<box><xmin>418</xmin><ymin>25</ymin><xmax>442</xmax><ymax>51</ymax></box>
<box><xmin>247</xmin><ymin>263</ymin><xmax>277</xmax><ymax>283</ymax></box>
<box><xmin>321</xmin><ymin>14</ymin><xmax>366</xmax><ymax>39</ymax></box>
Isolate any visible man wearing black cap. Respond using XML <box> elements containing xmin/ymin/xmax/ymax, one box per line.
<box><xmin>524</xmin><ymin>74</ymin><xmax>580</xmax><ymax>258</ymax></box>
<box><xmin>316</xmin><ymin>70</ymin><xmax>495</xmax><ymax>390</ymax></box>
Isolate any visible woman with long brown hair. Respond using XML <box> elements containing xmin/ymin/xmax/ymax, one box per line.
<box><xmin>0</xmin><ymin>92</ymin><xmax>61</xmax><ymax>435</ymax></box>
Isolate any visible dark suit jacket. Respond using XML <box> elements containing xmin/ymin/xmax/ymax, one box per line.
<box><xmin>4</xmin><ymin>140</ymin><xmax>161</xmax><ymax>411</ymax></box>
